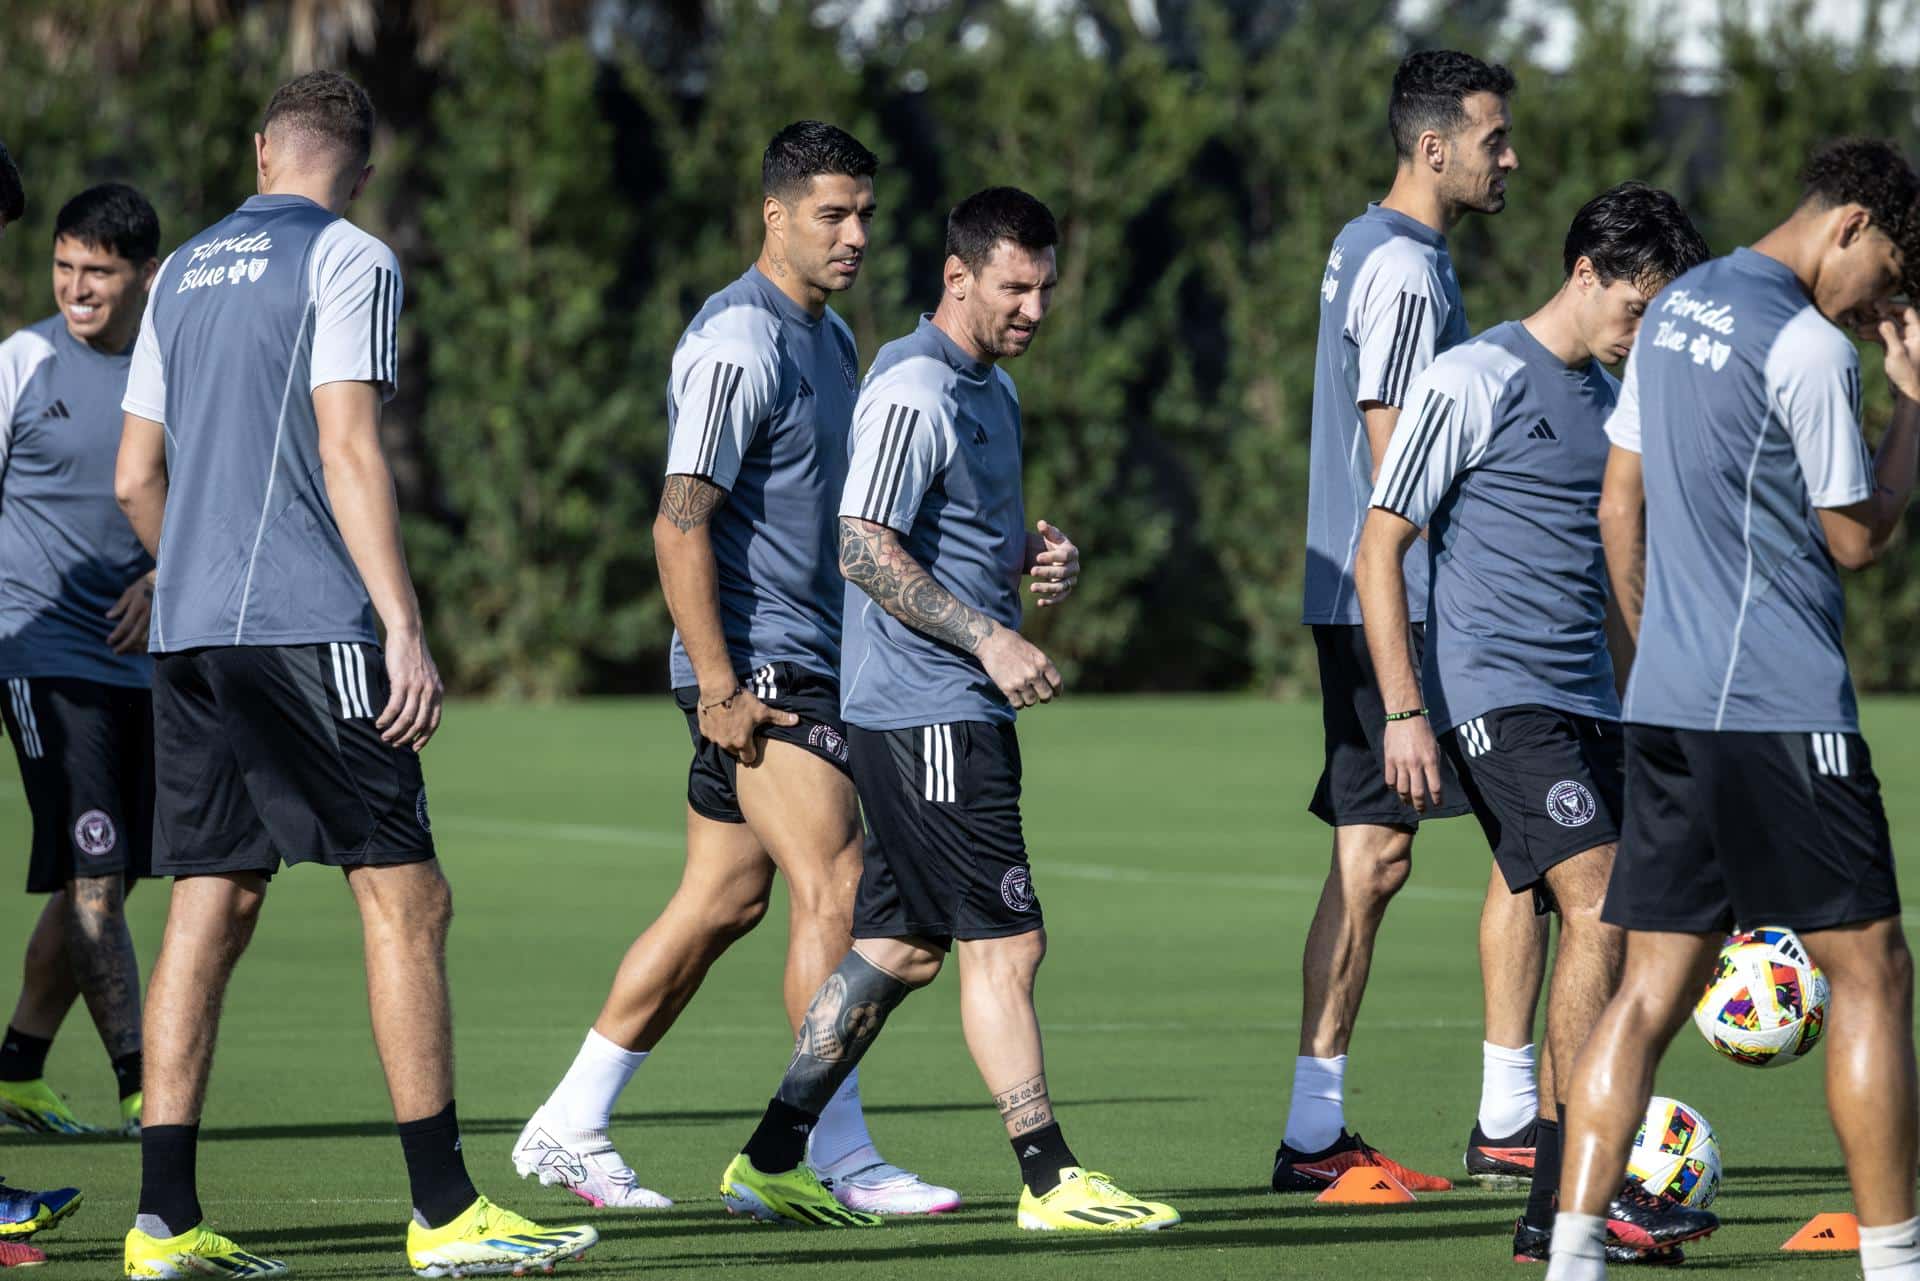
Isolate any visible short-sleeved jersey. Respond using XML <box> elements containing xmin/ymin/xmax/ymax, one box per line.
<box><xmin>839</xmin><ymin>317</ymin><xmax>1025</xmax><ymax>730</ymax></box>
<box><xmin>1606</xmin><ymin>248</ymin><xmax>1872</xmax><ymax>732</ymax></box>
<box><xmin>1303</xmin><ymin>204</ymin><xmax>1471</xmax><ymax>625</ymax></box>
<box><xmin>0</xmin><ymin>316</ymin><xmax>154</xmax><ymax>687</ymax></box>
<box><xmin>123</xmin><ymin>194</ymin><xmax>401</xmax><ymax>652</ymax></box>
<box><xmin>663</xmin><ymin>267</ymin><xmax>860</xmax><ymax>687</ymax></box>
<box><xmin>1371</xmin><ymin>320</ymin><xmax>1620</xmax><ymax>733</ymax></box>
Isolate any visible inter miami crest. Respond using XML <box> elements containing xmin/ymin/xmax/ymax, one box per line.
<box><xmin>74</xmin><ymin>809</ymin><xmax>117</xmax><ymax>857</ymax></box>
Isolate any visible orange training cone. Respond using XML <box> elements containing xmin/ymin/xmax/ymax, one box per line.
<box><xmin>1314</xmin><ymin>1165</ymin><xmax>1416</xmax><ymax>1205</ymax></box>
<box><xmin>1782</xmin><ymin>1213</ymin><xmax>1860</xmax><ymax>1252</ymax></box>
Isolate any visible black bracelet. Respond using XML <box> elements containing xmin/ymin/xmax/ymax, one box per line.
<box><xmin>1383</xmin><ymin>707</ymin><xmax>1427</xmax><ymax>722</ymax></box>
<box><xmin>699</xmin><ymin>683</ymin><xmax>745</xmax><ymax>712</ymax></box>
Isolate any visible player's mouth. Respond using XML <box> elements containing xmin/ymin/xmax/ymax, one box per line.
<box><xmin>65</xmin><ymin>303</ymin><xmax>100</xmax><ymax>324</ymax></box>
<box><xmin>830</xmin><ymin>255</ymin><xmax>861</xmax><ymax>275</ymax></box>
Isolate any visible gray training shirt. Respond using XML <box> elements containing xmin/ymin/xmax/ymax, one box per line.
<box><xmin>1370</xmin><ymin>320</ymin><xmax>1620</xmax><ymax>734</ymax></box>
<box><xmin>1606</xmin><ymin>248</ymin><xmax>1873</xmax><ymax>733</ymax></box>
<box><xmin>839</xmin><ymin>316</ymin><xmax>1026</xmax><ymax>731</ymax></box>
<box><xmin>0</xmin><ymin>316</ymin><xmax>154</xmax><ymax>687</ymax></box>
<box><xmin>124</xmin><ymin>194</ymin><xmax>401</xmax><ymax>652</ymax></box>
<box><xmin>1303</xmin><ymin>203</ymin><xmax>1471</xmax><ymax>626</ymax></box>
<box><xmin>663</xmin><ymin>266</ymin><xmax>860</xmax><ymax>689</ymax></box>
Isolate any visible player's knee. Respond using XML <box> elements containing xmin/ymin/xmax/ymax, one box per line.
<box><xmin>712</xmin><ymin>888</ymin><xmax>771</xmax><ymax>942</ymax></box>
<box><xmin>64</xmin><ymin>876</ymin><xmax>127</xmax><ymax>931</ymax></box>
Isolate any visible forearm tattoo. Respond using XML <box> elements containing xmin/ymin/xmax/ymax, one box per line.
<box><xmin>776</xmin><ymin>951</ymin><xmax>912</xmax><ymax>1113</ymax></box>
<box><xmin>994</xmin><ymin>1073</ymin><xmax>1055</xmax><ymax>1136</ymax></box>
<box><xmin>659</xmin><ymin>473</ymin><xmax>727</xmax><ymax>534</ymax></box>
<box><xmin>65</xmin><ymin>876</ymin><xmax>142</xmax><ymax>1058</ymax></box>
<box><xmin>839</xmin><ymin>517</ymin><xmax>994</xmax><ymax>653</ymax></box>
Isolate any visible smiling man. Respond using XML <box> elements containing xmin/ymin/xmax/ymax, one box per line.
<box><xmin>0</xmin><ymin>184</ymin><xmax>160</xmax><ymax>1143</ymax></box>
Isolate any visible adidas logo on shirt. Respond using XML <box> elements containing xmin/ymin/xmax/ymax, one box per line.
<box><xmin>972</xmin><ymin>425</ymin><xmax>989</xmax><ymax>446</ymax></box>
<box><xmin>35</xmin><ymin>400</ymin><xmax>71</xmax><ymax>422</ymax></box>
<box><xmin>797</xmin><ymin>376</ymin><xmax>815</xmax><ymax>398</ymax></box>
<box><xmin>1527</xmin><ymin>418</ymin><xmax>1557</xmax><ymax>441</ymax></box>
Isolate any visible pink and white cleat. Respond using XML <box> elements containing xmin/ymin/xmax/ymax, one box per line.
<box><xmin>510</xmin><ymin>1107</ymin><xmax>672</xmax><ymax>1210</ymax></box>
<box><xmin>812</xmin><ymin>1150</ymin><xmax>962</xmax><ymax>1216</ymax></box>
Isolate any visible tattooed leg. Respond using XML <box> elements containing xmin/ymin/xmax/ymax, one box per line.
<box><xmin>66</xmin><ymin>874</ymin><xmax>142</xmax><ymax>1060</ymax></box>
<box><xmin>775</xmin><ymin>950</ymin><xmax>913</xmax><ymax>1113</ymax></box>
<box><xmin>994</xmin><ymin>1073</ymin><xmax>1056</xmax><ymax>1139</ymax></box>
<box><xmin>956</xmin><ymin>932</ymin><xmax>1050</xmax><ymax>1135</ymax></box>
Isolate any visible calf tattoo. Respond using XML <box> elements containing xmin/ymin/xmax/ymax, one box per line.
<box><xmin>66</xmin><ymin>875</ymin><xmax>142</xmax><ymax>1058</ymax></box>
<box><xmin>776</xmin><ymin>951</ymin><xmax>912</xmax><ymax>1113</ymax></box>
<box><xmin>994</xmin><ymin>1073</ymin><xmax>1055</xmax><ymax>1137</ymax></box>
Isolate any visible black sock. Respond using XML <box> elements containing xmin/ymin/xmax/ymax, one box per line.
<box><xmin>138</xmin><ymin>1123</ymin><xmax>203</xmax><ymax>1237</ymax></box>
<box><xmin>742</xmin><ymin>1098</ymin><xmax>819</xmax><ymax>1175</ymax></box>
<box><xmin>112</xmin><ymin>1051</ymin><xmax>143</xmax><ymax>1101</ymax></box>
<box><xmin>1524</xmin><ymin>1118</ymin><xmax>1562</xmax><ymax>1228</ymax></box>
<box><xmin>0</xmin><ymin>1026</ymin><xmax>51</xmax><ymax>1081</ymax></box>
<box><xmin>1013</xmin><ymin>1121</ymin><xmax>1079</xmax><ymax>1194</ymax></box>
<box><xmin>397</xmin><ymin>1101</ymin><xmax>479</xmax><ymax>1229</ymax></box>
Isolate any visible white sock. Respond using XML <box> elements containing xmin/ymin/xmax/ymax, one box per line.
<box><xmin>1544</xmin><ymin>1211</ymin><xmax>1608</xmax><ymax>1281</ymax></box>
<box><xmin>806</xmin><ymin>1070</ymin><xmax>877</xmax><ymax>1170</ymax></box>
<box><xmin>1478</xmin><ymin>1041</ymin><xmax>1538</xmax><ymax>1139</ymax></box>
<box><xmin>545</xmin><ymin>1028</ymin><xmax>647</xmax><ymax>1133</ymax></box>
<box><xmin>1283</xmin><ymin>1055</ymin><xmax>1346</xmax><ymax>1153</ymax></box>
<box><xmin>1862</xmin><ymin>1216</ymin><xmax>1920</xmax><ymax>1278</ymax></box>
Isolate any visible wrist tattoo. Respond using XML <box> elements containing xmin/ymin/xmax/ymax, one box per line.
<box><xmin>839</xmin><ymin>517</ymin><xmax>995</xmax><ymax>652</ymax></box>
<box><xmin>660</xmin><ymin>473</ymin><xmax>726</xmax><ymax>534</ymax></box>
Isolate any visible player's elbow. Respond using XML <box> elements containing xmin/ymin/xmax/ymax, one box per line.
<box><xmin>1828</xmin><ymin>536</ymin><xmax>1879</xmax><ymax>572</ymax></box>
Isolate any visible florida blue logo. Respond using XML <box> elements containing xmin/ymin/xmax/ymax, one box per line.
<box><xmin>1546</xmin><ymin>780</ymin><xmax>1596</xmax><ymax>828</ymax></box>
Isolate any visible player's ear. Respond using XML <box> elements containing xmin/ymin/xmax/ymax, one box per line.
<box><xmin>138</xmin><ymin>257</ymin><xmax>160</xmax><ymax>291</ymax></box>
<box><xmin>943</xmin><ymin>253</ymin><xmax>970</xmax><ymax>301</ymax></box>
<box><xmin>1836</xmin><ymin>204</ymin><xmax>1872</xmax><ymax>251</ymax></box>
<box><xmin>254</xmin><ymin>132</ymin><xmax>271</xmax><ymax>186</ymax></box>
<box><xmin>1421</xmin><ymin>127</ymin><xmax>1447</xmax><ymax>174</ymax></box>
<box><xmin>763</xmin><ymin>195</ymin><xmax>786</xmax><ymax>240</ymax></box>
<box><xmin>347</xmin><ymin>164</ymin><xmax>373</xmax><ymax>204</ymax></box>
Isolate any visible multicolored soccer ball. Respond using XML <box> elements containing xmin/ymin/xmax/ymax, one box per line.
<box><xmin>1693</xmin><ymin>926</ymin><xmax>1830</xmax><ymax>1067</ymax></box>
<box><xmin>1626</xmin><ymin>1095</ymin><xmax>1721</xmax><ymax>1208</ymax></box>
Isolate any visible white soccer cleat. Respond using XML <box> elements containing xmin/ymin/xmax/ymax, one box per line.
<box><xmin>510</xmin><ymin>1108</ymin><xmax>673</xmax><ymax>1209</ymax></box>
<box><xmin>812</xmin><ymin>1152</ymin><xmax>962</xmax><ymax>1216</ymax></box>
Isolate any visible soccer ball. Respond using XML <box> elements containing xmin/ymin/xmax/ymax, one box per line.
<box><xmin>1693</xmin><ymin>926</ymin><xmax>1830</xmax><ymax>1067</ymax></box>
<box><xmin>1626</xmin><ymin>1096</ymin><xmax>1721</xmax><ymax>1208</ymax></box>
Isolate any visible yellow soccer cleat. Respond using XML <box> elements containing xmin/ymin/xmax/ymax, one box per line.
<box><xmin>405</xmin><ymin>1196</ymin><xmax>597</xmax><ymax>1277</ymax></box>
<box><xmin>719</xmin><ymin>1154</ymin><xmax>882</xmax><ymax>1227</ymax></box>
<box><xmin>123</xmin><ymin>1224</ymin><xmax>287</xmax><ymax>1278</ymax></box>
<box><xmin>1017</xmin><ymin>1168</ymin><xmax>1181</xmax><ymax>1232</ymax></box>
<box><xmin>0</xmin><ymin>1080</ymin><xmax>94</xmax><ymax>1136</ymax></box>
<box><xmin>121</xmin><ymin>1091</ymin><xmax>143</xmax><ymax>1138</ymax></box>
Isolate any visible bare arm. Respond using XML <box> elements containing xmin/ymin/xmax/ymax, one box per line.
<box><xmin>114</xmin><ymin>412</ymin><xmax>168</xmax><ymax>557</ymax></box>
<box><xmin>1354</xmin><ymin>507</ymin><xmax>1442</xmax><ymax>811</ymax></box>
<box><xmin>1360</xmin><ymin>402</ymin><xmax>1402</xmax><ymax>483</ymax></box>
<box><xmin>1819</xmin><ymin>309</ymin><xmax>1920</xmax><ymax>570</ymax></box>
<box><xmin>1598</xmin><ymin>445</ymin><xmax>1645</xmax><ymax>692</ymax></box>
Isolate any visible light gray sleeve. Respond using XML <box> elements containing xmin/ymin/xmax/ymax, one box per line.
<box><xmin>1766</xmin><ymin>310</ymin><xmax>1872</xmax><ymax>509</ymax></box>
<box><xmin>309</xmin><ymin>223</ymin><xmax>402</xmax><ymax>400</ymax></box>
<box><xmin>839</xmin><ymin>366</ymin><xmax>952</xmax><ymax>534</ymax></box>
<box><xmin>1368</xmin><ymin>351</ymin><xmax>1502</xmax><ymax>527</ymax></box>
<box><xmin>663</xmin><ymin>330</ymin><xmax>781</xmax><ymax>493</ymax></box>
<box><xmin>0</xmin><ymin>331</ymin><xmax>57</xmax><ymax>496</ymax></box>
<box><xmin>1351</xmin><ymin>241</ymin><xmax>1449</xmax><ymax>410</ymax></box>
<box><xmin>122</xmin><ymin>268</ymin><xmax>170</xmax><ymax>422</ymax></box>
<box><xmin>1604</xmin><ymin>343</ymin><xmax>1643</xmax><ymax>454</ymax></box>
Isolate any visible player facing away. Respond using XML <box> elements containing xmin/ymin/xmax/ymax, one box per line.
<box><xmin>1281</xmin><ymin>48</ymin><xmax>1541</xmax><ymax>1196</ymax></box>
<box><xmin>1356</xmin><ymin>183</ymin><xmax>1714</xmax><ymax>1265</ymax></box>
<box><xmin>114</xmin><ymin>72</ymin><xmax>596</xmax><ymax>1278</ymax></box>
<box><xmin>512</xmin><ymin>122</ymin><xmax>955</xmax><ymax>1217</ymax></box>
<box><xmin>717</xmin><ymin>187</ymin><xmax>1176</xmax><ymax>1234</ymax></box>
<box><xmin>0</xmin><ymin>184</ymin><xmax>161</xmax><ymax>1141</ymax></box>
<box><xmin>1546</xmin><ymin>140</ymin><xmax>1920</xmax><ymax>1281</ymax></box>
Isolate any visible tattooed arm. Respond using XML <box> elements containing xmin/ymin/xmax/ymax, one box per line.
<box><xmin>839</xmin><ymin>515</ymin><xmax>1063</xmax><ymax>709</ymax></box>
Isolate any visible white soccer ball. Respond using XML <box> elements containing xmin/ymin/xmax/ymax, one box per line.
<box><xmin>1693</xmin><ymin>926</ymin><xmax>1830</xmax><ymax>1068</ymax></box>
<box><xmin>1626</xmin><ymin>1095</ymin><xmax>1721</xmax><ymax>1208</ymax></box>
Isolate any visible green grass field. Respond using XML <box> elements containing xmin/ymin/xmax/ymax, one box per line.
<box><xmin>4</xmin><ymin>696</ymin><xmax>1914</xmax><ymax>1278</ymax></box>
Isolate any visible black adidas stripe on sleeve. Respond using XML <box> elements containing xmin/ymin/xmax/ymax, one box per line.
<box><xmin>368</xmin><ymin>267</ymin><xmax>399</xmax><ymax>385</ymax></box>
<box><xmin>860</xmin><ymin>405</ymin><xmax>920</xmax><ymax>524</ymax></box>
<box><xmin>1380</xmin><ymin>388</ymin><xmax>1454</xmax><ymax>515</ymax></box>
<box><xmin>1378</xmin><ymin>291</ymin><xmax>1428</xmax><ymax>407</ymax></box>
<box><xmin>694</xmin><ymin>362</ymin><xmax>745</xmax><ymax>476</ymax></box>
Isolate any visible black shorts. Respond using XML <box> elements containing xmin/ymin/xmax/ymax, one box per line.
<box><xmin>1443</xmin><ymin>706</ymin><xmax>1624</xmax><ymax>899</ymax></box>
<box><xmin>849</xmin><ymin>720</ymin><xmax>1039</xmax><ymax>949</ymax></box>
<box><xmin>151</xmin><ymin>643</ymin><xmax>435</xmax><ymax>878</ymax></box>
<box><xmin>673</xmin><ymin>662</ymin><xmax>850</xmax><ymax>824</ymax></box>
<box><xmin>2</xmin><ymin>677</ymin><xmax>153</xmax><ymax>893</ymax></box>
<box><xmin>1310</xmin><ymin>623</ymin><xmax>1470</xmax><ymax>827</ymax></box>
<box><xmin>1603</xmin><ymin>725</ymin><xmax>1898</xmax><ymax>935</ymax></box>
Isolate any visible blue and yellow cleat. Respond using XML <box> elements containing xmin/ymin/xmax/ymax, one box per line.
<box><xmin>406</xmin><ymin>1196</ymin><xmax>597</xmax><ymax>1277</ymax></box>
<box><xmin>123</xmin><ymin>1224</ymin><xmax>287</xmax><ymax>1278</ymax></box>
<box><xmin>0</xmin><ymin>1185</ymin><xmax>80</xmax><ymax>1240</ymax></box>
<box><xmin>0</xmin><ymin>1080</ymin><xmax>94</xmax><ymax>1136</ymax></box>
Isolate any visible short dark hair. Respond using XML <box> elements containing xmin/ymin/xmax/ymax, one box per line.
<box><xmin>262</xmin><ymin>71</ymin><xmax>375</xmax><ymax>167</ymax></box>
<box><xmin>761</xmin><ymin>121</ymin><xmax>877</xmax><ymax>202</ymax></box>
<box><xmin>54</xmin><ymin>183</ymin><xmax>161</xmax><ymax>263</ymax></box>
<box><xmin>1389</xmin><ymin>50</ymin><xmax>1517</xmax><ymax>160</ymax></box>
<box><xmin>945</xmin><ymin>187</ymin><xmax>1058</xmax><ymax>273</ymax></box>
<box><xmin>1799</xmin><ymin>138</ymin><xmax>1920</xmax><ymax>292</ymax></box>
<box><xmin>1562</xmin><ymin>181</ymin><xmax>1710</xmax><ymax>294</ymax></box>
<box><xmin>0</xmin><ymin>140</ymin><xmax>23</xmax><ymax>225</ymax></box>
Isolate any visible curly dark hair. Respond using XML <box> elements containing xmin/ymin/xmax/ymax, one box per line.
<box><xmin>1799</xmin><ymin>138</ymin><xmax>1920</xmax><ymax>293</ymax></box>
<box><xmin>1563</xmin><ymin>181</ymin><xmax>1710</xmax><ymax>294</ymax></box>
<box><xmin>762</xmin><ymin>121</ymin><xmax>877</xmax><ymax>202</ymax></box>
<box><xmin>946</xmin><ymin>187</ymin><xmax>1058</xmax><ymax>273</ymax></box>
<box><xmin>1389</xmin><ymin>50</ymin><xmax>1517</xmax><ymax>160</ymax></box>
<box><xmin>0</xmin><ymin>139</ymin><xmax>23</xmax><ymax>225</ymax></box>
<box><xmin>262</xmin><ymin>71</ymin><xmax>375</xmax><ymax>167</ymax></box>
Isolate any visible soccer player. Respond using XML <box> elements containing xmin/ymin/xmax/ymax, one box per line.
<box><xmin>511</xmin><ymin>121</ymin><xmax>953</xmax><ymax>1217</ymax></box>
<box><xmin>1547</xmin><ymin>140</ymin><xmax>1920</xmax><ymax>1280</ymax></box>
<box><xmin>1281</xmin><ymin>48</ymin><xmax>1538</xmax><ymax>1195</ymax></box>
<box><xmin>113</xmin><ymin>71</ymin><xmax>596</xmax><ymax>1278</ymax></box>
<box><xmin>715</xmin><ymin>186</ymin><xmax>1176</xmax><ymax>1233</ymax></box>
<box><xmin>1356</xmin><ymin>183</ymin><xmax>1712</xmax><ymax>1264</ymax></box>
<box><xmin>0</xmin><ymin>184</ymin><xmax>160</xmax><ymax>1142</ymax></box>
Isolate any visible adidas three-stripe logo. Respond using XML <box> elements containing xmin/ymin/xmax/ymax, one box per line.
<box><xmin>862</xmin><ymin>404</ymin><xmax>920</xmax><ymax>522</ymax></box>
<box><xmin>6</xmin><ymin>679</ymin><xmax>43</xmax><ymax>759</ymax></box>
<box><xmin>329</xmin><ymin>643</ymin><xmax>375</xmax><ymax>719</ymax></box>
<box><xmin>921</xmin><ymin>723</ymin><xmax>957</xmax><ymax>803</ymax></box>
<box><xmin>1378</xmin><ymin>388</ymin><xmax>1454</xmax><ymax>515</ymax></box>
<box><xmin>368</xmin><ymin>267</ymin><xmax>399</xmax><ymax>386</ymax></box>
<box><xmin>1378</xmin><ymin>290</ymin><xmax>1428</xmax><ymax>406</ymax></box>
<box><xmin>746</xmin><ymin>665</ymin><xmax>780</xmax><ymax>701</ymax></box>
<box><xmin>1811</xmin><ymin>732</ymin><xmax>1850</xmax><ymax>777</ymax></box>
<box><xmin>694</xmin><ymin>361</ymin><xmax>746</xmax><ymax>476</ymax></box>
<box><xmin>1527</xmin><ymin>417</ymin><xmax>1557</xmax><ymax>441</ymax></box>
<box><xmin>1457</xmin><ymin>716</ymin><xmax>1492</xmax><ymax>757</ymax></box>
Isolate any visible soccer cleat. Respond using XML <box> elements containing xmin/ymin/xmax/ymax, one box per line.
<box><xmin>812</xmin><ymin>1153</ymin><xmax>961</xmax><ymax>1216</ymax></box>
<box><xmin>1604</xmin><ymin>1180</ymin><xmax>1719</xmax><ymax>1252</ymax></box>
<box><xmin>719</xmin><ymin>1154</ymin><xmax>882</xmax><ymax>1227</ymax></box>
<box><xmin>123</xmin><ymin>1224</ymin><xmax>288</xmax><ymax>1278</ymax></box>
<box><xmin>406</xmin><ymin>1195</ymin><xmax>598</xmax><ymax>1277</ymax></box>
<box><xmin>121</xmin><ymin>1092</ymin><xmax>143</xmax><ymax>1138</ymax></box>
<box><xmin>1466</xmin><ymin>1120</ymin><xmax>1537</xmax><ymax>1188</ymax></box>
<box><xmin>1017</xmin><ymin>1168</ymin><xmax>1179</xmax><ymax>1232</ymax></box>
<box><xmin>1512</xmin><ymin>1216</ymin><xmax>1684</xmax><ymax>1266</ymax></box>
<box><xmin>0</xmin><ymin>1240</ymin><xmax>46</xmax><ymax>1268</ymax></box>
<box><xmin>1272</xmin><ymin>1129</ymin><xmax>1453</xmax><ymax>1193</ymax></box>
<box><xmin>0</xmin><ymin>1185</ymin><xmax>80</xmax><ymax>1239</ymax></box>
<box><xmin>0</xmin><ymin>1080</ymin><xmax>94</xmax><ymax>1136</ymax></box>
<box><xmin>510</xmin><ymin>1110</ymin><xmax>671</xmax><ymax>1209</ymax></box>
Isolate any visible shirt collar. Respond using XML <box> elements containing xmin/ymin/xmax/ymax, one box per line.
<box><xmin>1365</xmin><ymin>202</ymin><xmax>1447</xmax><ymax>250</ymax></box>
<box><xmin>917</xmin><ymin>314</ymin><xmax>991</xmax><ymax>381</ymax></box>
<box><xmin>746</xmin><ymin>265</ymin><xmax>822</xmax><ymax>329</ymax></box>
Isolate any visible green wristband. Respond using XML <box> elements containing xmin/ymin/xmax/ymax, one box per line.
<box><xmin>1383</xmin><ymin>708</ymin><xmax>1427</xmax><ymax>723</ymax></box>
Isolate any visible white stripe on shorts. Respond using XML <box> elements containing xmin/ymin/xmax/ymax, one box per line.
<box><xmin>7</xmin><ymin>679</ymin><xmax>42</xmax><ymax>759</ymax></box>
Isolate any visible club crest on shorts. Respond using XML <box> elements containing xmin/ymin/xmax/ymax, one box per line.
<box><xmin>1001</xmin><ymin>866</ymin><xmax>1035</xmax><ymax>913</ymax></box>
<box><xmin>74</xmin><ymin>809</ymin><xmax>117</xmax><ymax>857</ymax></box>
<box><xmin>807</xmin><ymin>723</ymin><xmax>849</xmax><ymax>764</ymax></box>
<box><xmin>1546</xmin><ymin>780</ymin><xmax>1596</xmax><ymax>828</ymax></box>
<box><xmin>415</xmin><ymin>787</ymin><xmax>432</xmax><ymax>834</ymax></box>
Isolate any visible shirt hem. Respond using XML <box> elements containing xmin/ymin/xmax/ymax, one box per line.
<box><xmin>1623</xmin><ymin>715</ymin><xmax>1862</xmax><ymax>734</ymax></box>
<box><xmin>0</xmin><ymin>668</ymin><xmax>152</xmax><ymax>690</ymax></box>
<box><xmin>846</xmin><ymin>708</ymin><xmax>1015</xmax><ymax>732</ymax></box>
<box><xmin>154</xmin><ymin>628</ymin><xmax>378</xmax><ymax>654</ymax></box>
<box><xmin>1435</xmin><ymin>694</ymin><xmax>1620</xmax><ymax>736</ymax></box>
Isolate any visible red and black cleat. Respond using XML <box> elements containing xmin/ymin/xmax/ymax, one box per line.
<box><xmin>1466</xmin><ymin>1120</ymin><xmax>1538</xmax><ymax>1188</ymax></box>
<box><xmin>1271</xmin><ymin>1129</ymin><xmax>1453</xmax><ymax>1193</ymax></box>
<box><xmin>1511</xmin><ymin>1216</ymin><xmax>1685</xmax><ymax>1266</ymax></box>
<box><xmin>1604</xmin><ymin>1180</ymin><xmax>1718</xmax><ymax>1252</ymax></box>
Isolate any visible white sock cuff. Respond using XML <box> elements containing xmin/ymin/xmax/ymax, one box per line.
<box><xmin>1483</xmin><ymin>1041</ymin><xmax>1536</xmax><ymax>1067</ymax></box>
<box><xmin>1861</xmin><ymin>1216</ymin><xmax>1920</xmax><ymax>1272</ymax></box>
<box><xmin>1550</xmin><ymin>1211</ymin><xmax>1607</xmax><ymax>1257</ymax></box>
<box><xmin>583</xmin><ymin>1028</ymin><xmax>649</xmax><ymax>1069</ymax></box>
